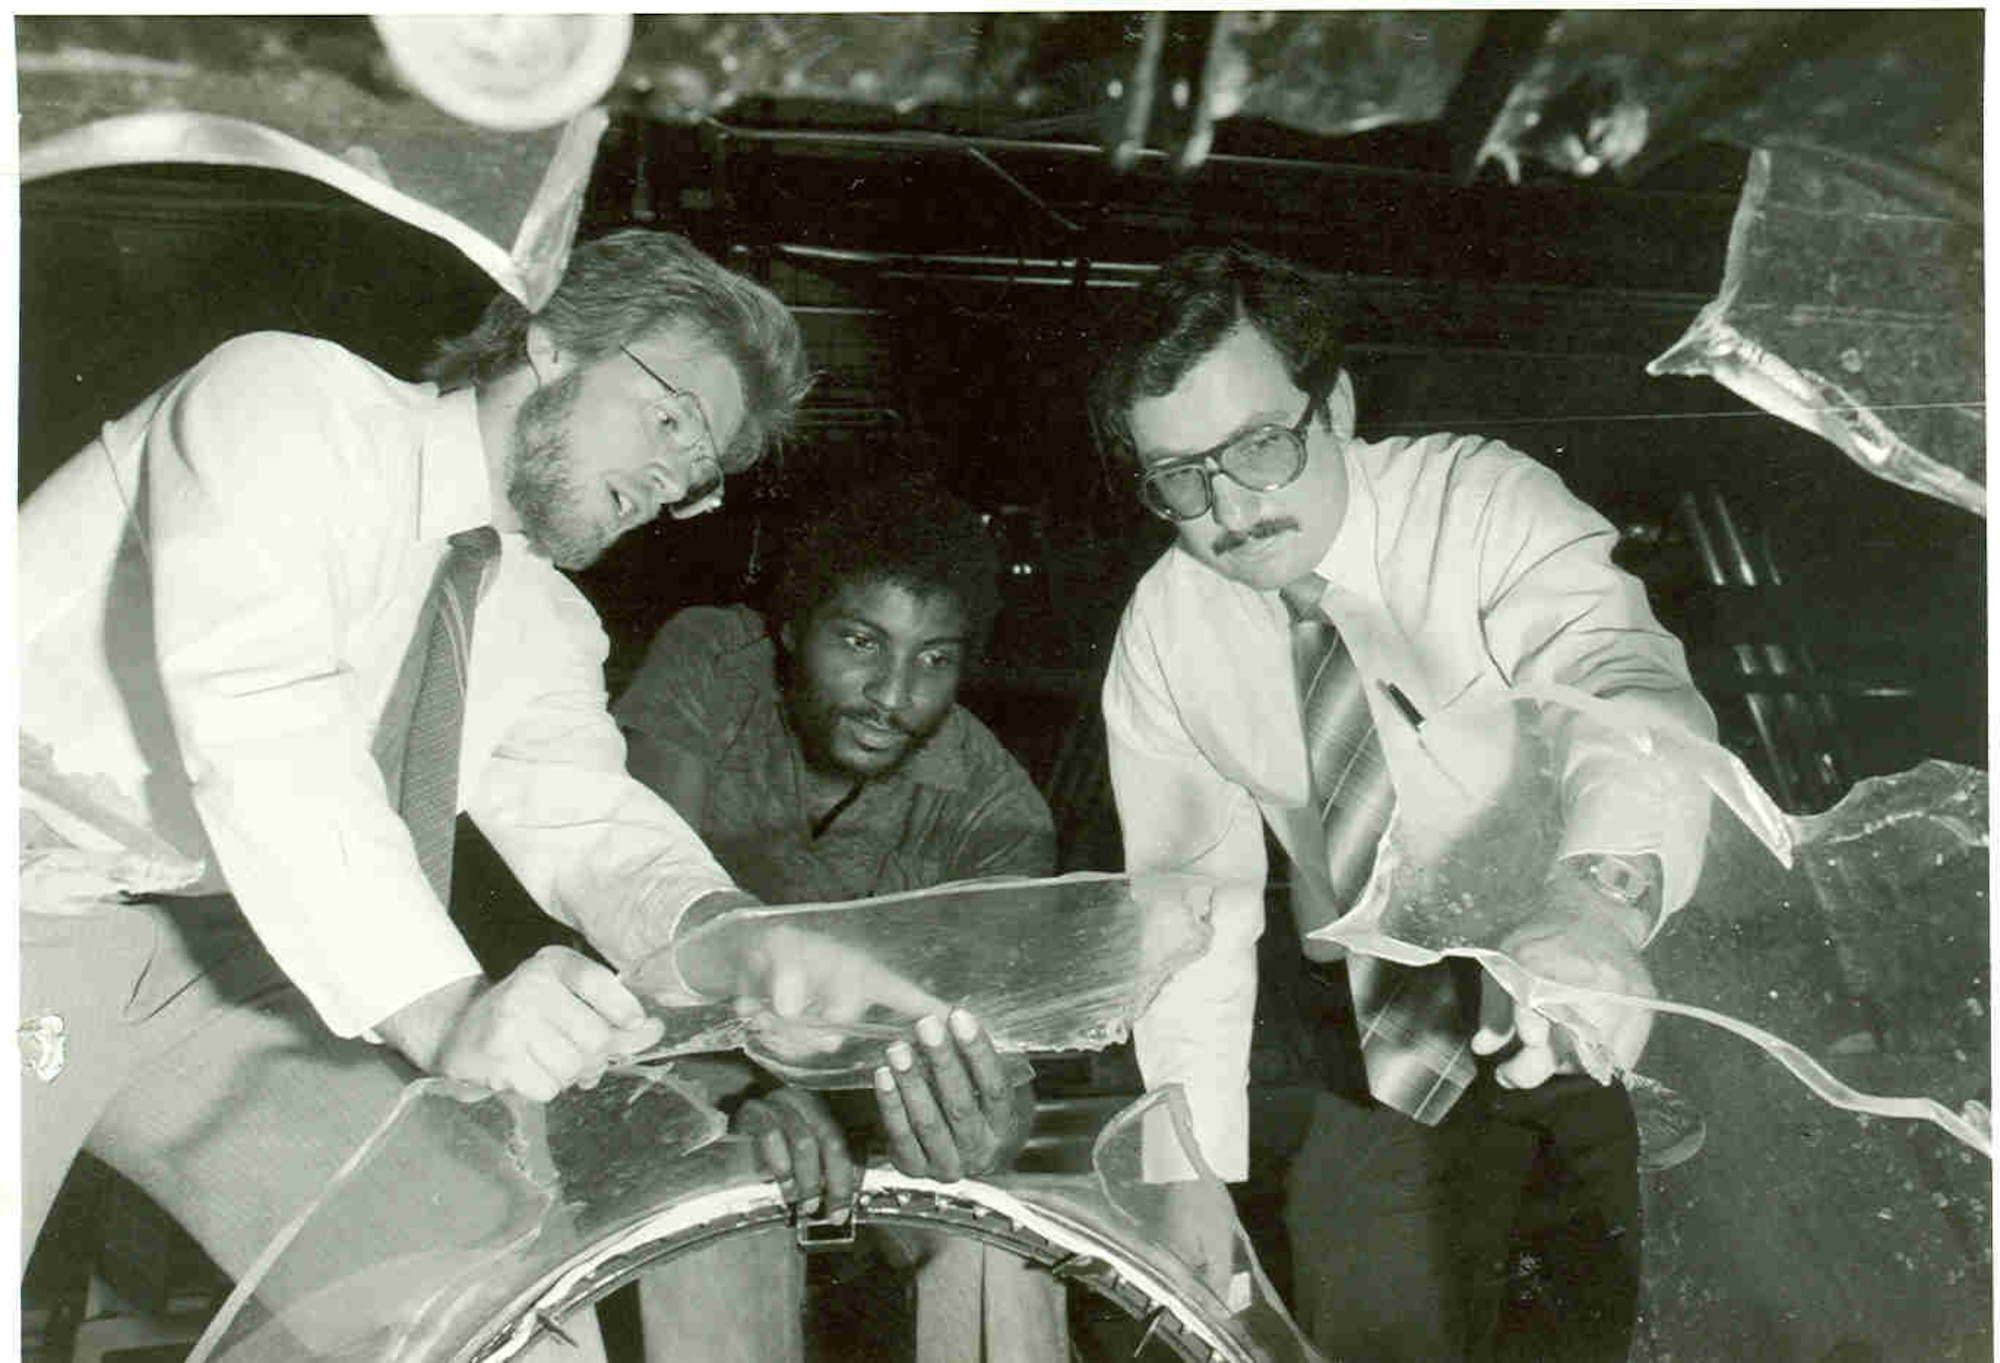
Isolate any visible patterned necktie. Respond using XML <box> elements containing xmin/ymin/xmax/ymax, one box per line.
<box><xmin>1282</xmin><ymin>574</ymin><xmax>1476</xmax><ymax>1127</ymax></box>
<box><xmin>373</xmin><ymin>527</ymin><xmax>501</xmax><ymax>906</ymax></box>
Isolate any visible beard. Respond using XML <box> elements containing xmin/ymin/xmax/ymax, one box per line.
<box><xmin>785</xmin><ymin>679</ymin><xmax>951</xmax><ymax>785</ymax></box>
<box><xmin>506</xmin><ymin>369</ymin><xmax>610</xmax><ymax>571</ymax></box>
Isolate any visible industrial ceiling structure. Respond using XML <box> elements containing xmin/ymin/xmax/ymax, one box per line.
<box><xmin>17</xmin><ymin>10</ymin><xmax>1985</xmax><ymax>511</ymax></box>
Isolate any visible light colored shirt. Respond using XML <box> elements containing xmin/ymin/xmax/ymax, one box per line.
<box><xmin>19</xmin><ymin>332</ymin><xmax>738</xmax><ymax>1038</ymax></box>
<box><xmin>1102</xmin><ymin>431</ymin><xmax>1715</xmax><ymax>1179</ymax></box>
<box><xmin>613</xmin><ymin>604</ymin><xmax>1056</xmax><ymax>902</ymax></box>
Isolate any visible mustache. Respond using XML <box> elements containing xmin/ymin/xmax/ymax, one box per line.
<box><xmin>841</xmin><ymin>707</ymin><xmax>912</xmax><ymax>737</ymax></box>
<box><xmin>1212</xmin><ymin>517</ymin><xmax>1300</xmax><ymax>556</ymax></box>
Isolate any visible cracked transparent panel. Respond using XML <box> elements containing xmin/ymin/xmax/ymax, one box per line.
<box><xmin>189</xmin><ymin>1070</ymin><xmax>729</xmax><ymax>1362</ymax></box>
<box><xmin>1305</xmin><ymin>686</ymin><xmax>1991</xmax><ymax>1353</ymax></box>
<box><xmin>190</xmin><ymin>696</ymin><xmax>1987</xmax><ymax>1360</ymax></box>
<box><xmin>17</xmin><ymin>16</ymin><xmax>602</xmax><ymax>306</ymax></box>
<box><xmin>1650</xmin><ymin>145</ymin><xmax>1985</xmax><ymax>515</ymax></box>
<box><xmin>1307</xmin><ymin>686</ymin><xmax>1989</xmax><ymax>1155</ymax></box>
<box><xmin>623</xmin><ymin>872</ymin><xmax>1215</xmax><ymax>1087</ymax></box>
<box><xmin>1079</xmin><ymin>1088</ymin><xmax>1323</xmax><ymax>1363</ymax></box>
<box><xmin>191</xmin><ymin>1077</ymin><xmax>1319</xmax><ymax>1363</ymax></box>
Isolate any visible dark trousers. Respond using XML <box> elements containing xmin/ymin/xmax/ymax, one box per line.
<box><xmin>1237</xmin><ymin>952</ymin><xmax>1640</xmax><ymax>1363</ymax></box>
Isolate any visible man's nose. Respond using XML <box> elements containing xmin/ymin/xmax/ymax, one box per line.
<box><xmin>616</xmin><ymin>466</ymin><xmax>687</xmax><ymax>527</ymax></box>
<box><xmin>653</xmin><ymin>458</ymin><xmax>693</xmax><ymax>507</ymax></box>
<box><xmin>606</xmin><ymin>472</ymin><xmax>655</xmax><ymax>530</ymax></box>
<box><xmin>1208</xmin><ymin>472</ymin><xmax>1262</xmax><ymax>531</ymax></box>
<box><xmin>863</xmin><ymin>658</ymin><xmax>913</xmax><ymax>712</ymax></box>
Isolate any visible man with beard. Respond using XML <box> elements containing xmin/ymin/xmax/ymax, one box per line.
<box><xmin>613</xmin><ymin>478</ymin><xmax>1064</xmax><ymax>1362</ymax></box>
<box><xmin>17</xmin><ymin>230</ymin><xmax>935</xmax><ymax>1354</ymax></box>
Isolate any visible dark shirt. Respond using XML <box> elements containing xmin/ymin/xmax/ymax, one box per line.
<box><xmin>613</xmin><ymin>605</ymin><xmax>1056</xmax><ymax>903</ymax></box>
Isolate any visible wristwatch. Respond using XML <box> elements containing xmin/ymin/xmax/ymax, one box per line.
<box><xmin>1563</xmin><ymin>852</ymin><xmax>1659</xmax><ymax>912</ymax></box>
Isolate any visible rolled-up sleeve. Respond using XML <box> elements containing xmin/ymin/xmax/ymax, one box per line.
<box><xmin>146</xmin><ymin>335</ymin><xmax>483</xmax><ymax>1037</ymax></box>
<box><xmin>1103</xmin><ymin>596</ymin><xmax>1267</xmax><ymax>1182</ymax></box>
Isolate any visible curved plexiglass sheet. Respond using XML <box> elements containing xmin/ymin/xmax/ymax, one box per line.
<box><xmin>190</xmin><ymin>1076</ymin><xmax>1320</xmax><ymax>1363</ymax></box>
<box><xmin>1648</xmin><ymin>145</ymin><xmax>1984</xmax><ymax>515</ymax></box>
<box><xmin>191</xmin><ymin>691</ymin><xmax>1987</xmax><ymax>1360</ymax></box>
<box><xmin>1305</xmin><ymin>686</ymin><xmax>1991</xmax><ymax>1354</ymax></box>
<box><xmin>624</xmin><ymin>872</ymin><xmax>1216</xmax><ymax>1087</ymax></box>
<box><xmin>18</xmin><ymin>17</ymin><xmax>606</xmax><ymax>308</ymax></box>
<box><xmin>1304</xmin><ymin>685</ymin><xmax>1989</xmax><ymax>1157</ymax></box>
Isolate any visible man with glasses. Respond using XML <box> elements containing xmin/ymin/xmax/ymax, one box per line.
<box><xmin>1089</xmin><ymin>244</ymin><xmax>1714</xmax><ymax>1361</ymax></box>
<box><xmin>18</xmin><ymin>230</ymin><xmax>920</xmax><ymax>1353</ymax></box>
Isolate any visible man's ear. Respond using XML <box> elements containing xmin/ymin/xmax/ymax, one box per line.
<box><xmin>778</xmin><ymin>619</ymin><xmax>796</xmax><ymax>655</ymax></box>
<box><xmin>1326</xmin><ymin>369</ymin><xmax>1358</xmax><ymax>443</ymax></box>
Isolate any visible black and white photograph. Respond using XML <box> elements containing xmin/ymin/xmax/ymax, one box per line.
<box><xmin>12</xmin><ymin>12</ymin><xmax>1989</xmax><ymax>1363</ymax></box>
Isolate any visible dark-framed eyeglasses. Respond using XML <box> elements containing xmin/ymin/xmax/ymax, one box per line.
<box><xmin>620</xmin><ymin>344</ymin><xmax>727</xmax><ymax>520</ymax></box>
<box><xmin>1135</xmin><ymin>384</ymin><xmax>1331</xmax><ymax>523</ymax></box>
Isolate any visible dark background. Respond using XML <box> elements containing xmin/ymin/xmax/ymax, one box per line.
<box><xmin>20</xmin><ymin>131</ymin><xmax>1985</xmax><ymax>824</ymax></box>
<box><xmin>17</xmin><ymin>82</ymin><xmax>1989</xmax><ymax>1362</ymax></box>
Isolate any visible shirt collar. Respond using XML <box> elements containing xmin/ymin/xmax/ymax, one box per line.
<box><xmin>1311</xmin><ymin>438</ymin><xmax>1377</xmax><ymax>591</ymax></box>
<box><xmin>417</xmin><ymin>386</ymin><xmax>497</xmax><ymax>543</ymax></box>
<box><xmin>893</xmin><ymin>712</ymin><xmax>972</xmax><ymax>793</ymax></box>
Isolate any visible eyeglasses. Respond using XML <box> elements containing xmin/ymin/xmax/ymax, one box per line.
<box><xmin>1135</xmin><ymin>385</ymin><xmax>1330</xmax><ymax>523</ymax></box>
<box><xmin>620</xmin><ymin>344</ymin><xmax>727</xmax><ymax>520</ymax></box>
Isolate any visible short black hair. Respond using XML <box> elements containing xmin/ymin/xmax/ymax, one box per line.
<box><xmin>1088</xmin><ymin>243</ymin><xmax>1347</xmax><ymax>468</ymax></box>
<box><xmin>769</xmin><ymin>476</ymin><xmax>1002</xmax><ymax>660</ymax></box>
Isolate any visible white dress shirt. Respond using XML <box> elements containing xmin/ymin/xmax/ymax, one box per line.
<box><xmin>1102</xmin><ymin>430</ymin><xmax>1716</xmax><ymax>1180</ymax></box>
<box><xmin>20</xmin><ymin>332</ymin><xmax>738</xmax><ymax>1038</ymax></box>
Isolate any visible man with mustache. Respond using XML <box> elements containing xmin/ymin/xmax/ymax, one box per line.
<box><xmin>1090</xmin><ymin>245</ymin><xmax>1714</xmax><ymax>1361</ymax></box>
<box><xmin>614</xmin><ymin>477</ymin><xmax>1064</xmax><ymax>1361</ymax></box>
<box><xmin>18</xmin><ymin>230</ymin><xmax>927</xmax><ymax>1354</ymax></box>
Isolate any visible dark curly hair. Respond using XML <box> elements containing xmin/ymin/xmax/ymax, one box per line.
<box><xmin>1087</xmin><ymin>243</ymin><xmax>1347</xmax><ymax>469</ymax></box>
<box><xmin>424</xmin><ymin>229</ymin><xmax>812</xmax><ymax>473</ymax></box>
<box><xmin>769</xmin><ymin>476</ymin><xmax>1003</xmax><ymax>661</ymax></box>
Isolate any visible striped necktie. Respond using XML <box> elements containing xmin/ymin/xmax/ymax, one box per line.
<box><xmin>1282</xmin><ymin>574</ymin><xmax>1476</xmax><ymax>1127</ymax></box>
<box><xmin>373</xmin><ymin>527</ymin><xmax>502</xmax><ymax>907</ymax></box>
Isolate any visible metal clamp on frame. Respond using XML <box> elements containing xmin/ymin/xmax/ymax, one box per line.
<box><xmin>792</xmin><ymin>1196</ymin><xmax>860</xmax><ymax>1250</ymax></box>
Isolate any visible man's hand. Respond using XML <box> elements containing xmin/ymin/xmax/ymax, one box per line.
<box><xmin>736</xmin><ymin>1086</ymin><xmax>855</xmax><ymax>1216</ymax></box>
<box><xmin>872</xmin><ymin>1008</ymin><xmax>1030</xmax><ymax>1182</ymax></box>
<box><xmin>681</xmin><ymin>922</ymin><xmax>947</xmax><ymax>1062</ymax></box>
<box><xmin>1474</xmin><ymin>869</ymin><xmax>1657</xmax><ymax>1089</ymax></box>
<box><xmin>1159</xmin><ymin>1177</ymin><xmax>1239</xmax><ymax>1298</ymax></box>
<box><xmin>381</xmin><ymin>946</ymin><xmax>664</xmax><ymax>1101</ymax></box>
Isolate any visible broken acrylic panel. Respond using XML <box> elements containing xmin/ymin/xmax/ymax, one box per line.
<box><xmin>1304</xmin><ymin>683</ymin><xmax>1989</xmax><ymax>1156</ymax></box>
<box><xmin>1649</xmin><ymin>145</ymin><xmax>1985</xmax><ymax>516</ymax></box>
<box><xmin>186</xmin><ymin>1069</ymin><xmax>728</xmax><ymax>1362</ymax></box>
<box><xmin>186</xmin><ymin>696</ymin><xmax>1988</xmax><ymax>1360</ymax></box>
<box><xmin>622</xmin><ymin>872</ymin><xmax>1217</xmax><ymax>1088</ymax></box>
<box><xmin>189</xmin><ymin>1076</ymin><xmax>1321</xmax><ymax>1363</ymax></box>
<box><xmin>1301</xmin><ymin>684</ymin><xmax>1991</xmax><ymax>1354</ymax></box>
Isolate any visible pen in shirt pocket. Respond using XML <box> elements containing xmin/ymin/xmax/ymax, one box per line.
<box><xmin>1381</xmin><ymin>682</ymin><xmax>1427</xmax><ymax>730</ymax></box>
<box><xmin>1381</xmin><ymin>681</ymin><xmax>1475</xmax><ymax>800</ymax></box>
